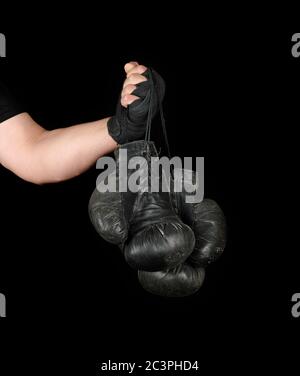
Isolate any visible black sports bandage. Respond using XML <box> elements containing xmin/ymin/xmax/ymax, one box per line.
<box><xmin>107</xmin><ymin>68</ymin><xmax>165</xmax><ymax>144</ymax></box>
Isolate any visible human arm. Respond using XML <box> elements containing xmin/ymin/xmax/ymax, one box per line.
<box><xmin>0</xmin><ymin>62</ymin><xmax>147</xmax><ymax>184</ymax></box>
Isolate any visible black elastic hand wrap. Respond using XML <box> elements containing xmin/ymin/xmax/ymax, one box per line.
<box><xmin>107</xmin><ymin>68</ymin><xmax>165</xmax><ymax>144</ymax></box>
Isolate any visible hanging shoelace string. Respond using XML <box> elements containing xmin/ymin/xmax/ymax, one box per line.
<box><xmin>144</xmin><ymin>68</ymin><xmax>171</xmax><ymax>159</ymax></box>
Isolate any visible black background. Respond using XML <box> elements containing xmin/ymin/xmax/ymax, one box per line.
<box><xmin>0</xmin><ymin>11</ymin><xmax>299</xmax><ymax>375</ymax></box>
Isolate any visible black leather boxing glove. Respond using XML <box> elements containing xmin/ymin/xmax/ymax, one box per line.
<box><xmin>89</xmin><ymin>141</ymin><xmax>195</xmax><ymax>272</ymax></box>
<box><xmin>89</xmin><ymin>164</ymin><xmax>226</xmax><ymax>297</ymax></box>
<box><xmin>177</xmin><ymin>199</ymin><xmax>226</xmax><ymax>267</ymax></box>
<box><xmin>107</xmin><ymin>69</ymin><xmax>165</xmax><ymax>144</ymax></box>
<box><xmin>89</xmin><ymin>165</ymin><xmax>128</xmax><ymax>248</ymax></box>
<box><xmin>138</xmin><ymin>264</ymin><xmax>206</xmax><ymax>298</ymax></box>
<box><xmin>173</xmin><ymin>170</ymin><xmax>226</xmax><ymax>267</ymax></box>
<box><xmin>138</xmin><ymin>169</ymin><xmax>226</xmax><ymax>297</ymax></box>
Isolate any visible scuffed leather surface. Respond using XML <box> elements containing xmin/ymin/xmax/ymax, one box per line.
<box><xmin>125</xmin><ymin>221</ymin><xmax>195</xmax><ymax>271</ymax></box>
<box><xmin>137</xmin><ymin>169</ymin><xmax>226</xmax><ymax>297</ymax></box>
<box><xmin>88</xmin><ymin>168</ymin><xmax>128</xmax><ymax>248</ymax></box>
<box><xmin>117</xmin><ymin>142</ymin><xmax>195</xmax><ymax>271</ymax></box>
<box><xmin>88</xmin><ymin>147</ymin><xmax>226</xmax><ymax>297</ymax></box>
<box><xmin>174</xmin><ymin>169</ymin><xmax>226</xmax><ymax>266</ymax></box>
<box><xmin>89</xmin><ymin>141</ymin><xmax>195</xmax><ymax>272</ymax></box>
<box><xmin>186</xmin><ymin>199</ymin><xmax>226</xmax><ymax>266</ymax></box>
<box><xmin>139</xmin><ymin>264</ymin><xmax>205</xmax><ymax>298</ymax></box>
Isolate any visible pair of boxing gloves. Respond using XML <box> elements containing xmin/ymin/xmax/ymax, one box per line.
<box><xmin>89</xmin><ymin>68</ymin><xmax>226</xmax><ymax>297</ymax></box>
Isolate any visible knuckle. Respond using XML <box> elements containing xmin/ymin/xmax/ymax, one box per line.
<box><xmin>138</xmin><ymin>65</ymin><xmax>147</xmax><ymax>73</ymax></box>
<box><xmin>123</xmin><ymin>78</ymin><xmax>130</xmax><ymax>87</ymax></box>
<box><xmin>122</xmin><ymin>84</ymin><xmax>134</xmax><ymax>95</ymax></box>
<box><xmin>128</xmin><ymin>84</ymin><xmax>136</xmax><ymax>91</ymax></box>
<box><xmin>124</xmin><ymin>63</ymin><xmax>131</xmax><ymax>71</ymax></box>
<box><xmin>131</xmin><ymin>73</ymin><xmax>141</xmax><ymax>80</ymax></box>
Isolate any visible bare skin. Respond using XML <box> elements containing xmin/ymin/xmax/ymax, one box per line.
<box><xmin>0</xmin><ymin>62</ymin><xmax>147</xmax><ymax>184</ymax></box>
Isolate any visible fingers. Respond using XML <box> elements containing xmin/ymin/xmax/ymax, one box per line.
<box><xmin>121</xmin><ymin>94</ymin><xmax>140</xmax><ymax>107</ymax></box>
<box><xmin>122</xmin><ymin>73</ymin><xmax>147</xmax><ymax>89</ymax></box>
<box><xmin>122</xmin><ymin>84</ymin><xmax>137</xmax><ymax>96</ymax></box>
<box><xmin>121</xmin><ymin>84</ymin><xmax>138</xmax><ymax>107</ymax></box>
<box><xmin>122</xmin><ymin>61</ymin><xmax>148</xmax><ymax>107</ymax></box>
<box><xmin>124</xmin><ymin>62</ymin><xmax>147</xmax><ymax>77</ymax></box>
<box><xmin>124</xmin><ymin>61</ymin><xmax>139</xmax><ymax>74</ymax></box>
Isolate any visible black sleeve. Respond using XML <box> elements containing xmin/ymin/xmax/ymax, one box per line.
<box><xmin>0</xmin><ymin>81</ymin><xmax>26</xmax><ymax>123</ymax></box>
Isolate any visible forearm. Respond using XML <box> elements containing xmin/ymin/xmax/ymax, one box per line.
<box><xmin>32</xmin><ymin>118</ymin><xmax>117</xmax><ymax>183</ymax></box>
<box><xmin>0</xmin><ymin>113</ymin><xmax>117</xmax><ymax>184</ymax></box>
<box><xmin>0</xmin><ymin>62</ymin><xmax>150</xmax><ymax>184</ymax></box>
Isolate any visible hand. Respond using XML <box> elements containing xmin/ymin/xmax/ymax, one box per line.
<box><xmin>121</xmin><ymin>62</ymin><xmax>147</xmax><ymax>108</ymax></box>
<box><xmin>107</xmin><ymin>61</ymin><xmax>165</xmax><ymax>145</ymax></box>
